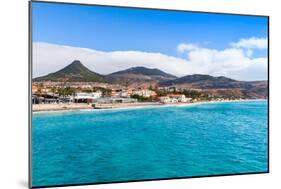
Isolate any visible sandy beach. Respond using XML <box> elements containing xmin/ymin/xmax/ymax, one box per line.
<box><xmin>32</xmin><ymin>99</ymin><xmax>266</xmax><ymax>113</ymax></box>
<box><xmin>33</xmin><ymin>103</ymin><xmax>93</xmax><ymax>112</ymax></box>
<box><xmin>32</xmin><ymin>102</ymin><xmax>163</xmax><ymax>112</ymax></box>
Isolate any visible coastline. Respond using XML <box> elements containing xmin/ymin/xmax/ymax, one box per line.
<box><xmin>32</xmin><ymin>103</ymin><xmax>92</xmax><ymax>113</ymax></box>
<box><xmin>32</xmin><ymin>99</ymin><xmax>267</xmax><ymax>114</ymax></box>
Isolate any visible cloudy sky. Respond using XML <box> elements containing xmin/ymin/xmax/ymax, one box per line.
<box><xmin>32</xmin><ymin>2</ymin><xmax>268</xmax><ymax>81</ymax></box>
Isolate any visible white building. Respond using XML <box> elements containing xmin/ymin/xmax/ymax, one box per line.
<box><xmin>132</xmin><ymin>89</ymin><xmax>156</xmax><ymax>98</ymax></box>
<box><xmin>159</xmin><ymin>94</ymin><xmax>191</xmax><ymax>104</ymax></box>
<box><xmin>170</xmin><ymin>94</ymin><xmax>191</xmax><ymax>103</ymax></box>
<box><xmin>112</xmin><ymin>90</ymin><xmax>129</xmax><ymax>98</ymax></box>
<box><xmin>96</xmin><ymin>97</ymin><xmax>137</xmax><ymax>104</ymax></box>
<box><xmin>74</xmin><ymin>91</ymin><xmax>102</xmax><ymax>103</ymax></box>
<box><xmin>159</xmin><ymin>96</ymin><xmax>171</xmax><ymax>104</ymax></box>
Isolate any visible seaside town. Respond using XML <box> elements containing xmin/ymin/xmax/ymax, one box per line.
<box><xmin>32</xmin><ymin>81</ymin><xmax>246</xmax><ymax>111</ymax></box>
<box><xmin>31</xmin><ymin>60</ymin><xmax>267</xmax><ymax>112</ymax></box>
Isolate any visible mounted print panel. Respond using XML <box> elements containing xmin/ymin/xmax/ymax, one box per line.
<box><xmin>29</xmin><ymin>1</ymin><xmax>269</xmax><ymax>188</ymax></box>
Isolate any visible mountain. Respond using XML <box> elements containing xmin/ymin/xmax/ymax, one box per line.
<box><xmin>160</xmin><ymin>74</ymin><xmax>239</xmax><ymax>88</ymax></box>
<box><xmin>33</xmin><ymin>60</ymin><xmax>268</xmax><ymax>99</ymax></box>
<box><xmin>160</xmin><ymin>74</ymin><xmax>268</xmax><ymax>99</ymax></box>
<box><xmin>105</xmin><ymin>66</ymin><xmax>177</xmax><ymax>86</ymax></box>
<box><xmin>33</xmin><ymin>60</ymin><xmax>106</xmax><ymax>82</ymax></box>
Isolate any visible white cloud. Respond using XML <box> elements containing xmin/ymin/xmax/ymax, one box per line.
<box><xmin>230</xmin><ymin>37</ymin><xmax>268</xmax><ymax>49</ymax></box>
<box><xmin>177</xmin><ymin>43</ymin><xmax>198</xmax><ymax>52</ymax></box>
<box><xmin>33</xmin><ymin>42</ymin><xmax>268</xmax><ymax>81</ymax></box>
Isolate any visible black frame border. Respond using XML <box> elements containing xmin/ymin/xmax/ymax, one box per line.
<box><xmin>28</xmin><ymin>0</ymin><xmax>270</xmax><ymax>188</ymax></box>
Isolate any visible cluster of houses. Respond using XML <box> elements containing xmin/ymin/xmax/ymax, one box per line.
<box><xmin>110</xmin><ymin>88</ymin><xmax>157</xmax><ymax>98</ymax></box>
<box><xmin>32</xmin><ymin>83</ymin><xmax>192</xmax><ymax>105</ymax></box>
<box><xmin>32</xmin><ymin>87</ymin><xmax>156</xmax><ymax>105</ymax></box>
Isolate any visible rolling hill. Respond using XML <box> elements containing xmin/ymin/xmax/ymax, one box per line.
<box><xmin>105</xmin><ymin>66</ymin><xmax>177</xmax><ymax>86</ymax></box>
<box><xmin>159</xmin><ymin>74</ymin><xmax>268</xmax><ymax>99</ymax></box>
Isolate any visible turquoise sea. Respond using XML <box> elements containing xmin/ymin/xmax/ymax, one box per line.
<box><xmin>32</xmin><ymin>100</ymin><xmax>268</xmax><ymax>187</ymax></box>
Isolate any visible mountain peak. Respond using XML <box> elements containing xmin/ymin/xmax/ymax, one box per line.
<box><xmin>106</xmin><ymin>66</ymin><xmax>177</xmax><ymax>85</ymax></box>
<box><xmin>33</xmin><ymin>60</ymin><xmax>106</xmax><ymax>82</ymax></box>
<box><xmin>70</xmin><ymin>60</ymin><xmax>83</xmax><ymax>66</ymax></box>
<box><xmin>63</xmin><ymin>60</ymin><xmax>86</xmax><ymax>71</ymax></box>
<box><xmin>110</xmin><ymin>66</ymin><xmax>177</xmax><ymax>78</ymax></box>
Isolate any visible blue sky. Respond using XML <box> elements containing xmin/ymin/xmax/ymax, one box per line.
<box><xmin>32</xmin><ymin>2</ymin><xmax>268</xmax><ymax>81</ymax></box>
<box><xmin>32</xmin><ymin>2</ymin><xmax>268</xmax><ymax>57</ymax></box>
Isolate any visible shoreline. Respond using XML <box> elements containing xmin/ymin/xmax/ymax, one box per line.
<box><xmin>32</xmin><ymin>99</ymin><xmax>267</xmax><ymax>114</ymax></box>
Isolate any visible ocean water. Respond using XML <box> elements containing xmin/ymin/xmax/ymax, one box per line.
<box><xmin>32</xmin><ymin>101</ymin><xmax>268</xmax><ymax>187</ymax></box>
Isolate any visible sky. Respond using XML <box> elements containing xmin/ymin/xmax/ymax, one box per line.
<box><xmin>32</xmin><ymin>1</ymin><xmax>268</xmax><ymax>81</ymax></box>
